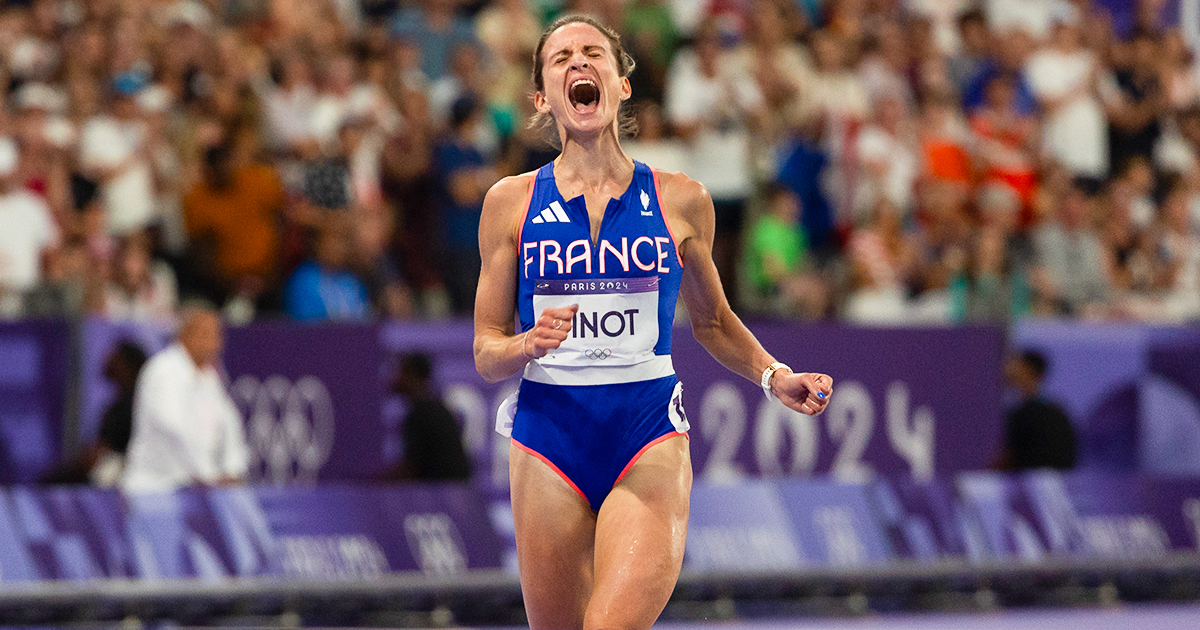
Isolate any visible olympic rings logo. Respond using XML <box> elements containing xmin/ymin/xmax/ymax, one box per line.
<box><xmin>583</xmin><ymin>348</ymin><xmax>613</xmax><ymax>360</ymax></box>
<box><xmin>230</xmin><ymin>375</ymin><xmax>335</xmax><ymax>484</ymax></box>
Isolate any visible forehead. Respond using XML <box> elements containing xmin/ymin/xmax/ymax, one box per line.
<box><xmin>542</xmin><ymin>22</ymin><xmax>614</xmax><ymax>59</ymax></box>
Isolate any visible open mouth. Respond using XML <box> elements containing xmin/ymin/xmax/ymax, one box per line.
<box><xmin>569</xmin><ymin>78</ymin><xmax>599</xmax><ymax>113</ymax></box>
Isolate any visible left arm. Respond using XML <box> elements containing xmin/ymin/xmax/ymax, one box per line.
<box><xmin>660</xmin><ymin>172</ymin><xmax>832</xmax><ymax>415</ymax></box>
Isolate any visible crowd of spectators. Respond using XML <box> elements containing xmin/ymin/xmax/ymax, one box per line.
<box><xmin>0</xmin><ymin>0</ymin><xmax>1196</xmax><ymax>325</ymax></box>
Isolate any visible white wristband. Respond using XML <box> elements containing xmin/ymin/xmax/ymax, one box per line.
<box><xmin>761</xmin><ymin>362</ymin><xmax>790</xmax><ymax>399</ymax></box>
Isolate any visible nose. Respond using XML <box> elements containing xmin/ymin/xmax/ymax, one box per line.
<box><xmin>570</xmin><ymin>52</ymin><xmax>589</xmax><ymax>70</ymax></box>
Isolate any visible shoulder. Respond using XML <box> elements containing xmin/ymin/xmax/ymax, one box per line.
<box><xmin>142</xmin><ymin>345</ymin><xmax>183</xmax><ymax>379</ymax></box>
<box><xmin>483</xmin><ymin>171</ymin><xmax>537</xmax><ymax>215</ymax></box>
<box><xmin>287</xmin><ymin>261</ymin><xmax>322</xmax><ymax>285</ymax></box>
<box><xmin>653</xmin><ymin>169</ymin><xmax>711</xmax><ymax>217</ymax></box>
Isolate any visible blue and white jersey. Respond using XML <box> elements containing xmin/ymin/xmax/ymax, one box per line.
<box><xmin>517</xmin><ymin>160</ymin><xmax>683</xmax><ymax>386</ymax></box>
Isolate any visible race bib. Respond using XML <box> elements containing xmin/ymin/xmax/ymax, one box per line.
<box><xmin>531</xmin><ymin>277</ymin><xmax>660</xmax><ymax>367</ymax></box>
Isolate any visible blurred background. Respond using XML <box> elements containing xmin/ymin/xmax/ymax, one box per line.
<box><xmin>0</xmin><ymin>0</ymin><xmax>1200</xmax><ymax>627</ymax></box>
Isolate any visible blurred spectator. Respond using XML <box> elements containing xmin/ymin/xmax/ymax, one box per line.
<box><xmin>1101</xmin><ymin>176</ymin><xmax>1158</xmax><ymax>304</ymax></box>
<box><xmin>962</xmin><ymin>29</ymin><xmax>1037</xmax><ymax>117</ymax></box>
<box><xmin>727</xmin><ymin>0</ymin><xmax>814</xmax><ymax>142</ymax></box>
<box><xmin>985</xmin><ymin>0</ymin><xmax>1057</xmax><ymax>42</ymax></box>
<box><xmin>0</xmin><ymin>138</ymin><xmax>60</xmax><ymax>318</ymax></box>
<box><xmin>1031</xmin><ymin>186</ymin><xmax>1111</xmax><ymax>317</ymax></box>
<box><xmin>970</xmin><ymin>73</ymin><xmax>1040</xmax><ymax>208</ymax></box>
<box><xmin>951</xmin><ymin>183</ymin><xmax>1026</xmax><ymax>322</ymax></box>
<box><xmin>183</xmin><ymin>139</ymin><xmax>285</xmax><ymax>312</ymax></box>
<box><xmin>744</xmin><ymin>183</ymin><xmax>828</xmax><ymax>319</ymax></box>
<box><xmin>123</xmin><ymin>302</ymin><xmax>249</xmax><ymax>492</ymax></box>
<box><xmin>433</xmin><ymin>95</ymin><xmax>498</xmax><ymax>314</ymax></box>
<box><xmin>101</xmin><ymin>231</ymin><xmax>178</xmax><ymax>322</ymax></box>
<box><xmin>948</xmin><ymin>9</ymin><xmax>990</xmax><ymax>96</ymax></box>
<box><xmin>623</xmin><ymin>0</ymin><xmax>680</xmax><ymax>104</ymax></box>
<box><xmin>775</xmin><ymin>131</ymin><xmax>836</xmax><ymax>254</ymax></box>
<box><xmin>387</xmin><ymin>352</ymin><xmax>471</xmax><ymax>481</ymax></box>
<box><xmin>857</xmin><ymin>21</ymin><xmax>914</xmax><ymax>112</ymax></box>
<box><xmin>473</xmin><ymin>0</ymin><xmax>541</xmax><ymax>139</ymax></box>
<box><xmin>24</xmin><ymin>234</ymin><xmax>96</xmax><ymax>317</ymax></box>
<box><xmin>428</xmin><ymin>42</ymin><xmax>501</xmax><ymax>157</ymax></box>
<box><xmin>391</xmin><ymin>0</ymin><xmax>479</xmax><ymax>81</ymax></box>
<box><xmin>996</xmin><ymin>350</ymin><xmax>1077</xmax><ymax>472</ymax></box>
<box><xmin>844</xmin><ymin>201</ymin><xmax>918</xmax><ymax>323</ymax></box>
<box><xmin>284</xmin><ymin>214</ymin><xmax>371</xmax><ymax>321</ymax></box>
<box><xmin>1105</xmin><ymin>30</ymin><xmax>1168</xmax><ymax>175</ymax></box>
<box><xmin>257</xmin><ymin>52</ymin><xmax>319</xmax><ymax>183</ymax></box>
<box><xmin>854</xmin><ymin>95</ymin><xmax>918</xmax><ymax>221</ymax></box>
<box><xmin>917</xmin><ymin>91</ymin><xmax>974</xmax><ymax>190</ymax></box>
<box><xmin>11</xmin><ymin>82</ymin><xmax>73</xmax><ymax>219</ymax></box>
<box><xmin>381</xmin><ymin>86</ymin><xmax>452</xmax><ymax>317</ymax></box>
<box><xmin>623</xmin><ymin>100</ymin><xmax>687</xmax><ymax>174</ymax></box>
<box><xmin>79</xmin><ymin>71</ymin><xmax>157</xmax><ymax>237</ymax></box>
<box><xmin>1026</xmin><ymin>13</ymin><xmax>1109</xmax><ymax>188</ymax></box>
<box><xmin>665</xmin><ymin>19</ymin><xmax>764</xmax><ymax>307</ymax></box>
<box><xmin>41</xmin><ymin>341</ymin><xmax>148</xmax><ymax>486</ymax></box>
<box><xmin>1121</xmin><ymin>179</ymin><xmax>1200</xmax><ymax>322</ymax></box>
<box><xmin>1162</xmin><ymin>30</ymin><xmax>1200</xmax><ymax>109</ymax></box>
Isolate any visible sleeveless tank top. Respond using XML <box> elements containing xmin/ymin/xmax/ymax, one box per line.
<box><xmin>516</xmin><ymin>160</ymin><xmax>683</xmax><ymax>386</ymax></box>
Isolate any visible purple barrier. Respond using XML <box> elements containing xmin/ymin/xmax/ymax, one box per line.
<box><xmin>0</xmin><ymin>483</ymin><xmax>501</xmax><ymax>582</ymax></box>
<box><xmin>0</xmin><ymin>320</ymin><xmax>71</xmax><ymax>484</ymax></box>
<box><xmin>379</xmin><ymin>322</ymin><xmax>1004</xmax><ymax>495</ymax></box>
<box><xmin>675</xmin><ymin>323</ymin><xmax>1004</xmax><ymax>484</ymax></box>
<box><xmin>1012</xmin><ymin>322</ymin><xmax>1200</xmax><ymax>474</ymax></box>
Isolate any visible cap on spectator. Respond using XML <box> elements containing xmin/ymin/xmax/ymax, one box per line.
<box><xmin>13</xmin><ymin>83</ymin><xmax>68</xmax><ymax>114</ymax></box>
<box><xmin>113</xmin><ymin>71</ymin><xmax>149</xmax><ymax>97</ymax></box>
<box><xmin>0</xmin><ymin>138</ymin><xmax>19</xmax><ymax>177</ymax></box>
<box><xmin>1049</xmin><ymin>2</ymin><xmax>1080</xmax><ymax>27</ymax></box>
<box><xmin>162</xmin><ymin>0</ymin><xmax>213</xmax><ymax>31</ymax></box>
<box><xmin>138</xmin><ymin>85</ymin><xmax>173</xmax><ymax>113</ymax></box>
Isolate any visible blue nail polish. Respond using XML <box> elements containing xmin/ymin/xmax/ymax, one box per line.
<box><xmin>817</xmin><ymin>392</ymin><xmax>826</xmax><ymax>399</ymax></box>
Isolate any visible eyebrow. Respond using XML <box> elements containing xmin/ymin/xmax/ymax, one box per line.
<box><xmin>552</xmin><ymin>44</ymin><xmax>607</xmax><ymax>58</ymax></box>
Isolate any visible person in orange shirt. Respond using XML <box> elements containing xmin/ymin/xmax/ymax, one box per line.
<box><xmin>182</xmin><ymin>132</ymin><xmax>285</xmax><ymax>311</ymax></box>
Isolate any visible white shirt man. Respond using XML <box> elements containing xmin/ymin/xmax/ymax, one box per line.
<box><xmin>123</xmin><ymin>307</ymin><xmax>249</xmax><ymax>492</ymax></box>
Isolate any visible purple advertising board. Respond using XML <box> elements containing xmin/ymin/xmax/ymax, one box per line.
<box><xmin>0</xmin><ymin>483</ymin><xmax>502</xmax><ymax>582</ymax></box>
<box><xmin>222</xmin><ymin>322</ymin><xmax>386</xmax><ymax>483</ymax></box>
<box><xmin>379</xmin><ymin>322</ymin><xmax>1004</xmax><ymax>496</ymax></box>
<box><xmin>0</xmin><ymin>320</ymin><xmax>71</xmax><ymax>484</ymax></box>
<box><xmin>675</xmin><ymin>323</ymin><xmax>1004</xmax><ymax>485</ymax></box>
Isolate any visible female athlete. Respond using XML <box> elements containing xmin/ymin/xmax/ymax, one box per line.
<box><xmin>473</xmin><ymin>15</ymin><xmax>833</xmax><ymax>630</ymax></box>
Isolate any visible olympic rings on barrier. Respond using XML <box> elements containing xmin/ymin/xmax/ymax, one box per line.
<box><xmin>583</xmin><ymin>348</ymin><xmax>613</xmax><ymax>360</ymax></box>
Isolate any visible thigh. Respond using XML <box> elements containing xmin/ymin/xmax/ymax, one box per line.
<box><xmin>509</xmin><ymin>442</ymin><xmax>596</xmax><ymax>630</ymax></box>
<box><xmin>586</xmin><ymin>434</ymin><xmax>692</xmax><ymax>630</ymax></box>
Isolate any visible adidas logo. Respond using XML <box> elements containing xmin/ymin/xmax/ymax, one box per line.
<box><xmin>532</xmin><ymin>201</ymin><xmax>571</xmax><ymax>224</ymax></box>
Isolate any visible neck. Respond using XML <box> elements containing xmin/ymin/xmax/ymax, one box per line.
<box><xmin>555</xmin><ymin>130</ymin><xmax>633</xmax><ymax>189</ymax></box>
<box><xmin>182</xmin><ymin>345</ymin><xmax>209</xmax><ymax>369</ymax></box>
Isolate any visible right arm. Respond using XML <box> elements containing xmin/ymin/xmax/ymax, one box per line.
<box><xmin>472</xmin><ymin>174</ymin><xmax>576</xmax><ymax>383</ymax></box>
